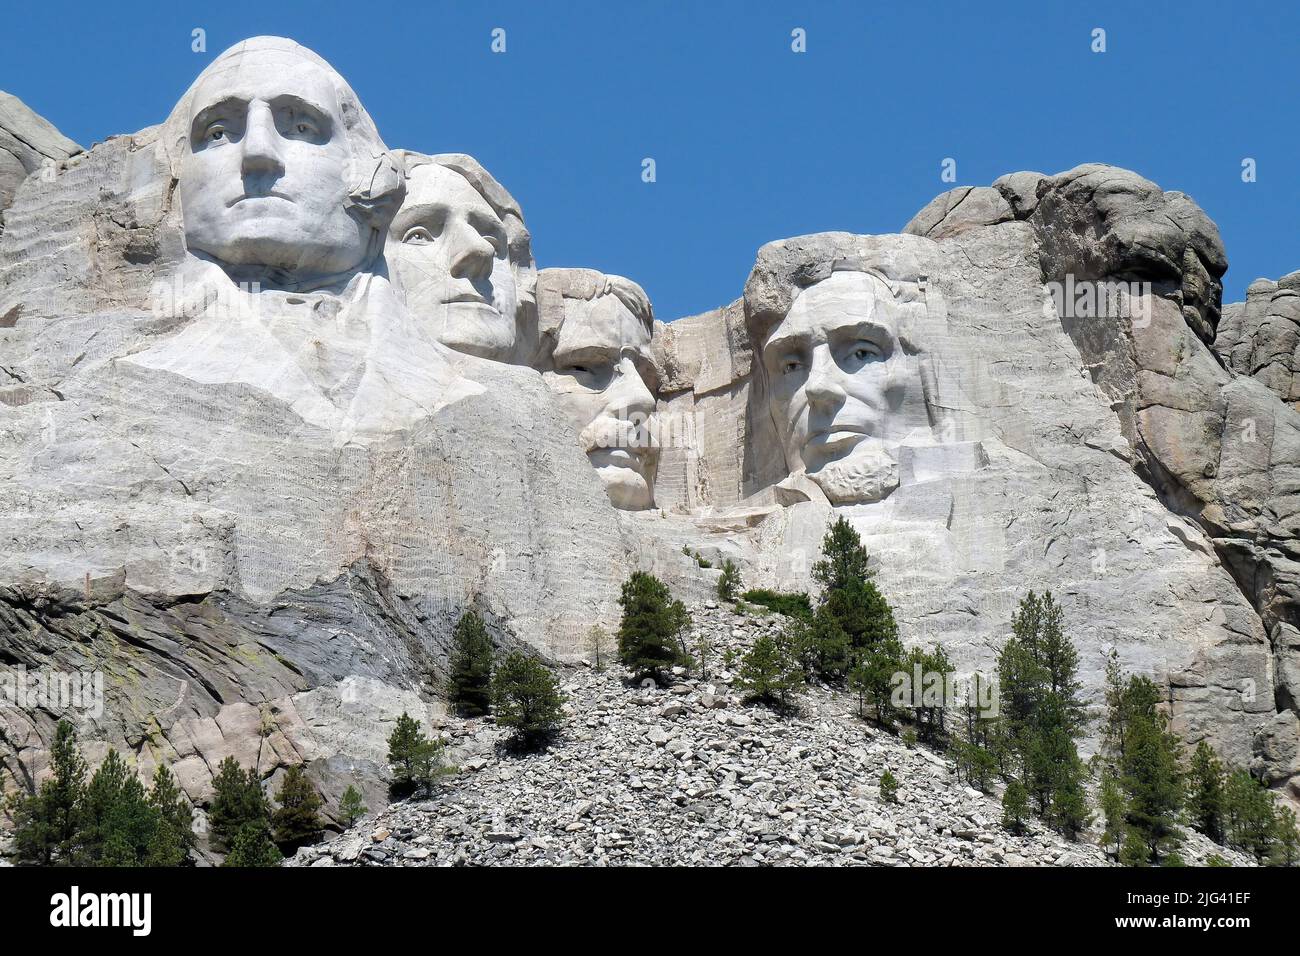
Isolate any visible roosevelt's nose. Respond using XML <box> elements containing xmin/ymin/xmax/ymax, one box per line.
<box><xmin>240</xmin><ymin>101</ymin><xmax>285</xmax><ymax>178</ymax></box>
<box><xmin>445</xmin><ymin>218</ymin><xmax>496</xmax><ymax>281</ymax></box>
<box><xmin>803</xmin><ymin>345</ymin><xmax>846</xmax><ymax>408</ymax></box>
<box><xmin>607</xmin><ymin>357</ymin><xmax>655</xmax><ymax>416</ymax></box>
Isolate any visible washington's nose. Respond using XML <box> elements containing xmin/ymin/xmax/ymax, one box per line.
<box><xmin>445</xmin><ymin>219</ymin><xmax>496</xmax><ymax>280</ymax></box>
<box><xmin>240</xmin><ymin>102</ymin><xmax>285</xmax><ymax>177</ymax></box>
<box><xmin>804</xmin><ymin>346</ymin><xmax>846</xmax><ymax>407</ymax></box>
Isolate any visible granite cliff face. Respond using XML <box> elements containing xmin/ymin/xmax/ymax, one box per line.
<box><xmin>0</xmin><ymin>38</ymin><xmax>1296</xmax><ymax>840</ymax></box>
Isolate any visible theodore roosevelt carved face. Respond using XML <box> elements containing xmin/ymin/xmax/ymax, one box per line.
<box><xmin>539</xmin><ymin>270</ymin><xmax>658</xmax><ymax>510</ymax></box>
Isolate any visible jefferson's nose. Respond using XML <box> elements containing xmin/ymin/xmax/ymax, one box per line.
<box><xmin>445</xmin><ymin>218</ymin><xmax>496</xmax><ymax>280</ymax></box>
<box><xmin>240</xmin><ymin>101</ymin><xmax>284</xmax><ymax>177</ymax></box>
<box><xmin>803</xmin><ymin>346</ymin><xmax>846</xmax><ymax>408</ymax></box>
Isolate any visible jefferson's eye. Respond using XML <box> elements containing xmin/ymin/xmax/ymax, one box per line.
<box><xmin>401</xmin><ymin>226</ymin><xmax>436</xmax><ymax>245</ymax></box>
<box><xmin>294</xmin><ymin>120</ymin><xmax>319</xmax><ymax>137</ymax></box>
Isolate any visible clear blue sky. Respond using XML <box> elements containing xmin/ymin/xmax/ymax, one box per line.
<box><xmin>2</xmin><ymin>0</ymin><xmax>1295</xmax><ymax>319</ymax></box>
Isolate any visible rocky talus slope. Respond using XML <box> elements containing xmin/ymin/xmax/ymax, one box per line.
<box><xmin>290</xmin><ymin>606</ymin><xmax>1249</xmax><ymax>867</ymax></box>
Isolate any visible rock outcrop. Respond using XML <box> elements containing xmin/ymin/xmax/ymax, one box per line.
<box><xmin>0</xmin><ymin>91</ymin><xmax>81</xmax><ymax>234</ymax></box>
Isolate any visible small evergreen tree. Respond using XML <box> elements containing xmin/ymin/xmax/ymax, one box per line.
<box><xmin>905</xmin><ymin>644</ymin><xmax>955</xmax><ymax>744</ymax></box>
<box><xmin>586</xmin><ymin>624</ymin><xmax>612</xmax><ymax>671</ymax></box>
<box><xmin>223</xmin><ymin>822</ymin><xmax>283</xmax><ymax>867</ymax></box>
<box><xmin>879</xmin><ymin>769</ymin><xmax>899</xmax><ymax>803</ymax></box>
<box><xmin>339</xmin><ymin>784</ymin><xmax>368</xmax><ymax>828</ymax></box>
<box><xmin>491</xmin><ymin>652</ymin><xmax>566</xmax><ymax>749</ymax></box>
<box><xmin>1001</xmin><ymin>780</ymin><xmax>1029</xmax><ymax>834</ymax></box>
<box><xmin>735</xmin><ymin>632</ymin><xmax>804</xmax><ymax>710</ymax></box>
<box><xmin>848</xmin><ymin>635</ymin><xmax>906</xmax><ymax>725</ymax></box>
<box><xmin>272</xmin><ymin>765</ymin><xmax>324</xmax><ymax>850</ymax></box>
<box><xmin>617</xmin><ymin>571</ymin><xmax>690</xmax><ymax>681</ymax></box>
<box><xmin>446</xmin><ymin>610</ymin><xmax>494</xmax><ymax>717</ymax></box>
<box><xmin>1272</xmin><ymin>806</ymin><xmax>1299</xmax><ymax>867</ymax></box>
<box><xmin>716</xmin><ymin>559</ymin><xmax>741</xmax><ymax>602</ymax></box>
<box><xmin>1098</xmin><ymin>768</ymin><xmax>1127</xmax><ymax>860</ymax></box>
<box><xmin>1187</xmin><ymin>740</ymin><xmax>1226</xmax><ymax>844</ymax></box>
<box><xmin>386</xmin><ymin>712</ymin><xmax>451</xmax><ymax>798</ymax></box>
<box><xmin>1118</xmin><ymin>828</ymin><xmax>1151</xmax><ymax>867</ymax></box>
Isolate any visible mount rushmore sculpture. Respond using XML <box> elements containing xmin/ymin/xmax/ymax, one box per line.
<box><xmin>0</xmin><ymin>38</ymin><xmax>1296</xmax><ymax>819</ymax></box>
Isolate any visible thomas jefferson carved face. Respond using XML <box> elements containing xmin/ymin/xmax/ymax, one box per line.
<box><xmin>543</xmin><ymin>284</ymin><xmax>658</xmax><ymax>510</ymax></box>
<box><xmin>178</xmin><ymin>43</ymin><xmax>379</xmax><ymax>283</ymax></box>
<box><xmin>389</xmin><ymin>163</ymin><xmax>521</xmax><ymax>361</ymax></box>
<box><xmin>762</xmin><ymin>270</ymin><xmax>919</xmax><ymax>504</ymax></box>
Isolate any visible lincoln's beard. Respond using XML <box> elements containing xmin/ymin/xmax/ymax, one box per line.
<box><xmin>802</xmin><ymin>438</ymin><xmax>899</xmax><ymax>505</ymax></box>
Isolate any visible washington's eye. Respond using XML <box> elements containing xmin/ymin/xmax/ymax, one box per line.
<box><xmin>206</xmin><ymin>124</ymin><xmax>228</xmax><ymax>142</ymax></box>
<box><xmin>401</xmin><ymin>226</ymin><xmax>436</xmax><ymax>245</ymax></box>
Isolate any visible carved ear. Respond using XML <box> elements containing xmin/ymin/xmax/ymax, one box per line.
<box><xmin>344</xmin><ymin>151</ymin><xmax>406</xmax><ymax>224</ymax></box>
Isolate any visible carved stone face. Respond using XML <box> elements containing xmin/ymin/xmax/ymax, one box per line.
<box><xmin>544</xmin><ymin>293</ymin><xmax>658</xmax><ymax>510</ymax></box>
<box><xmin>179</xmin><ymin>47</ymin><xmax>370</xmax><ymax>281</ymax></box>
<box><xmin>762</xmin><ymin>270</ymin><xmax>917</xmax><ymax>504</ymax></box>
<box><xmin>389</xmin><ymin>163</ymin><xmax>520</xmax><ymax>360</ymax></box>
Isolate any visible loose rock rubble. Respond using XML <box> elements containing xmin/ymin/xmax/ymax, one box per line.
<box><xmin>289</xmin><ymin>604</ymin><xmax>1253</xmax><ymax>867</ymax></box>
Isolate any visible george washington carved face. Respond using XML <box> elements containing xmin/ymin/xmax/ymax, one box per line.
<box><xmin>173</xmin><ymin>38</ymin><xmax>401</xmax><ymax>286</ymax></box>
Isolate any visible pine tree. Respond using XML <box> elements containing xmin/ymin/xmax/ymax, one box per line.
<box><xmin>446</xmin><ymin>609</ymin><xmax>494</xmax><ymax>717</ymax></box>
<box><xmin>617</xmin><ymin>571</ymin><xmax>690</xmax><ymax>681</ymax></box>
<box><xmin>339</xmin><ymin>784</ymin><xmax>368</xmax><ymax>828</ymax></box>
<box><xmin>735</xmin><ymin>632</ymin><xmax>804</xmax><ymax>709</ymax></box>
<box><xmin>223</xmin><ymin>822</ymin><xmax>283</xmax><ymax>867</ymax></box>
<box><xmin>1223</xmin><ymin>769</ymin><xmax>1275</xmax><ymax>861</ymax></box>
<box><xmin>1272</xmin><ymin>806</ymin><xmax>1299</xmax><ymax>867</ymax></box>
<box><xmin>1098</xmin><ymin>768</ymin><xmax>1127</xmax><ymax>860</ymax></box>
<box><xmin>716</xmin><ymin>559</ymin><xmax>741</xmax><ymax>602</ymax></box>
<box><xmin>272</xmin><ymin>764</ymin><xmax>324</xmax><ymax>849</ymax></box>
<box><xmin>586</xmin><ymin>625</ymin><xmax>612</xmax><ymax>671</ymax></box>
<box><xmin>209</xmin><ymin>756</ymin><xmax>272</xmax><ymax>852</ymax></box>
<box><xmin>1120</xmin><ymin>684</ymin><xmax>1184</xmax><ymax>863</ymax></box>
<box><xmin>147</xmin><ymin>763</ymin><xmax>194</xmax><ymax>866</ymax></box>
<box><xmin>83</xmin><ymin>749</ymin><xmax>154</xmax><ymax>865</ymax></box>
<box><xmin>995</xmin><ymin>591</ymin><xmax>1089</xmax><ymax>837</ymax></box>
<box><xmin>848</xmin><ymin>635</ymin><xmax>906</xmax><ymax>725</ymax></box>
<box><xmin>386</xmin><ymin>712</ymin><xmax>451</xmax><ymax>797</ymax></box>
<box><xmin>1001</xmin><ymin>780</ymin><xmax>1029</xmax><ymax>834</ymax></box>
<box><xmin>1118</xmin><ymin>828</ymin><xmax>1151</xmax><ymax>867</ymax></box>
<box><xmin>491</xmin><ymin>651</ymin><xmax>566</xmax><ymax>749</ymax></box>
<box><xmin>1187</xmin><ymin>740</ymin><xmax>1226</xmax><ymax>844</ymax></box>
<box><xmin>12</xmin><ymin>719</ymin><xmax>89</xmax><ymax>865</ymax></box>
<box><xmin>879</xmin><ymin>769</ymin><xmax>899</xmax><ymax>803</ymax></box>
<box><xmin>905</xmin><ymin>644</ymin><xmax>954</xmax><ymax>743</ymax></box>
